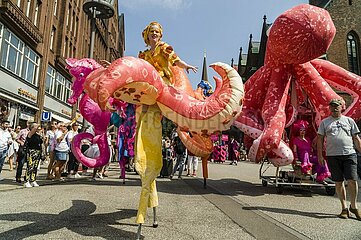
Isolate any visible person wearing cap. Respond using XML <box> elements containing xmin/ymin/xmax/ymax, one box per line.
<box><xmin>317</xmin><ymin>98</ymin><xmax>361</xmax><ymax>220</ymax></box>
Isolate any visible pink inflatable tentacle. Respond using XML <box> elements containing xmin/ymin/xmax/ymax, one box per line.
<box><xmin>257</xmin><ymin>67</ymin><xmax>292</xmax><ymax>160</ymax></box>
<box><xmin>71</xmin><ymin>133</ymin><xmax>110</xmax><ymax>168</ymax></box>
<box><xmin>294</xmin><ymin>62</ymin><xmax>340</xmax><ymax>125</ymax></box>
<box><xmin>157</xmin><ymin>62</ymin><xmax>244</xmax><ymax>134</ymax></box>
<box><xmin>310</xmin><ymin>59</ymin><xmax>361</xmax><ymax>120</ymax></box>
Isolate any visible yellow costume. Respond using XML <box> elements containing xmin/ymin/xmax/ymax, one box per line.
<box><xmin>138</xmin><ymin>42</ymin><xmax>180</xmax><ymax>85</ymax></box>
<box><xmin>134</xmin><ymin>22</ymin><xmax>181</xmax><ymax>224</ymax></box>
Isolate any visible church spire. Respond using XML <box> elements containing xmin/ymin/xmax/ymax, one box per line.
<box><xmin>201</xmin><ymin>51</ymin><xmax>208</xmax><ymax>82</ymax></box>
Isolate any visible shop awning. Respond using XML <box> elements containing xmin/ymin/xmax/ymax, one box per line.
<box><xmin>0</xmin><ymin>92</ymin><xmax>39</xmax><ymax>110</ymax></box>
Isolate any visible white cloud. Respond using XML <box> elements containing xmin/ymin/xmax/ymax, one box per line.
<box><xmin>120</xmin><ymin>0</ymin><xmax>192</xmax><ymax>11</ymax></box>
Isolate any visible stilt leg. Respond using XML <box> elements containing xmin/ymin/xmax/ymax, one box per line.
<box><xmin>153</xmin><ymin>207</ymin><xmax>158</xmax><ymax>228</ymax></box>
<box><xmin>136</xmin><ymin>224</ymin><xmax>142</xmax><ymax>240</ymax></box>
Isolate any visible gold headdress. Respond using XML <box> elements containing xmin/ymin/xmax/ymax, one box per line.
<box><xmin>142</xmin><ymin>21</ymin><xmax>163</xmax><ymax>45</ymax></box>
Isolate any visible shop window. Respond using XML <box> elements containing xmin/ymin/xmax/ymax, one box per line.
<box><xmin>347</xmin><ymin>32</ymin><xmax>360</xmax><ymax>75</ymax></box>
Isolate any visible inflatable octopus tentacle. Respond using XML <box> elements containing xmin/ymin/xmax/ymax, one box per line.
<box><xmin>71</xmin><ymin>132</ymin><xmax>110</xmax><ymax>168</ymax></box>
<box><xmin>157</xmin><ymin>62</ymin><xmax>244</xmax><ymax>134</ymax></box>
<box><xmin>310</xmin><ymin>59</ymin><xmax>361</xmax><ymax>120</ymax></box>
<box><xmin>294</xmin><ymin>62</ymin><xmax>340</xmax><ymax>125</ymax></box>
<box><xmin>256</xmin><ymin>66</ymin><xmax>292</xmax><ymax>160</ymax></box>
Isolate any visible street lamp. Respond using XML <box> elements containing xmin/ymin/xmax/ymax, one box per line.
<box><xmin>82</xmin><ymin>0</ymin><xmax>115</xmax><ymax>127</ymax></box>
<box><xmin>83</xmin><ymin>0</ymin><xmax>115</xmax><ymax>58</ymax></box>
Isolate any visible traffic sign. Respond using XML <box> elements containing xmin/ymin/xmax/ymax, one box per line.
<box><xmin>41</xmin><ymin>112</ymin><xmax>52</xmax><ymax>122</ymax></box>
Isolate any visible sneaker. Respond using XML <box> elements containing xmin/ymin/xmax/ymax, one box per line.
<box><xmin>96</xmin><ymin>173</ymin><xmax>103</xmax><ymax>179</ymax></box>
<box><xmin>74</xmin><ymin>173</ymin><xmax>81</xmax><ymax>178</ymax></box>
<box><xmin>338</xmin><ymin>208</ymin><xmax>350</xmax><ymax>219</ymax></box>
<box><xmin>349</xmin><ymin>206</ymin><xmax>361</xmax><ymax>220</ymax></box>
<box><xmin>186</xmin><ymin>173</ymin><xmax>191</xmax><ymax>177</ymax></box>
<box><xmin>24</xmin><ymin>182</ymin><xmax>32</xmax><ymax>188</ymax></box>
<box><xmin>192</xmin><ymin>173</ymin><xmax>196</xmax><ymax>177</ymax></box>
<box><xmin>68</xmin><ymin>174</ymin><xmax>76</xmax><ymax>179</ymax></box>
<box><xmin>15</xmin><ymin>178</ymin><xmax>22</xmax><ymax>183</ymax></box>
<box><xmin>0</xmin><ymin>177</ymin><xmax>4</xmax><ymax>181</ymax></box>
<box><xmin>31</xmin><ymin>181</ymin><xmax>39</xmax><ymax>187</ymax></box>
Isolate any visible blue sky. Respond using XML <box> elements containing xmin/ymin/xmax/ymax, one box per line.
<box><xmin>118</xmin><ymin>0</ymin><xmax>308</xmax><ymax>88</ymax></box>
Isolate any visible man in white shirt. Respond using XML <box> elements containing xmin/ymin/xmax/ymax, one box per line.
<box><xmin>0</xmin><ymin>120</ymin><xmax>12</xmax><ymax>180</ymax></box>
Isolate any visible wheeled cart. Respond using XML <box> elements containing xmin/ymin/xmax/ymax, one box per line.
<box><xmin>259</xmin><ymin>158</ymin><xmax>336</xmax><ymax>195</ymax></box>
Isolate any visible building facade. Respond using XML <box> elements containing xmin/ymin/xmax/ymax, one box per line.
<box><xmin>0</xmin><ymin>0</ymin><xmax>123</xmax><ymax>127</ymax></box>
<box><xmin>310</xmin><ymin>0</ymin><xmax>361</xmax><ymax>75</ymax></box>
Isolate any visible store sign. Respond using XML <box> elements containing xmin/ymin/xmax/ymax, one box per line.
<box><xmin>19</xmin><ymin>113</ymin><xmax>34</xmax><ymax>121</ymax></box>
<box><xmin>41</xmin><ymin>112</ymin><xmax>52</xmax><ymax>122</ymax></box>
<box><xmin>18</xmin><ymin>88</ymin><xmax>36</xmax><ymax>101</ymax></box>
<box><xmin>61</xmin><ymin>109</ymin><xmax>72</xmax><ymax>116</ymax></box>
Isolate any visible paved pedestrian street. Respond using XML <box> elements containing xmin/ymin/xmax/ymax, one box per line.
<box><xmin>0</xmin><ymin>161</ymin><xmax>360</xmax><ymax>239</ymax></box>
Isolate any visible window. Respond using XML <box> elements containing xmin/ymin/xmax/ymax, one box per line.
<box><xmin>26</xmin><ymin>0</ymin><xmax>31</xmax><ymax>18</ymax></box>
<box><xmin>50</xmin><ymin>27</ymin><xmax>55</xmax><ymax>50</ymax></box>
<box><xmin>46</xmin><ymin>65</ymin><xmax>72</xmax><ymax>103</ymax></box>
<box><xmin>347</xmin><ymin>32</ymin><xmax>360</xmax><ymax>75</ymax></box>
<box><xmin>54</xmin><ymin>0</ymin><xmax>57</xmax><ymax>16</ymax></box>
<box><xmin>63</xmin><ymin>37</ymin><xmax>68</xmax><ymax>57</ymax></box>
<box><xmin>45</xmin><ymin>65</ymin><xmax>56</xmax><ymax>94</ymax></box>
<box><xmin>1</xmin><ymin>29</ymin><xmax>24</xmax><ymax>75</ymax></box>
<box><xmin>55</xmin><ymin>72</ymin><xmax>65</xmax><ymax>100</ymax></box>
<box><xmin>64</xmin><ymin>80</ymin><xmax>72</xmax><ymax>102</ymax></box>
<box><xmin>22</xmin><ymin>47</ymin><xmax>40</xmax><ymax>84</ymax></box>
<box><xmin>34</xmin><ymin>1</ymin><xmax>40</xmax><ymax>27</ymax></box>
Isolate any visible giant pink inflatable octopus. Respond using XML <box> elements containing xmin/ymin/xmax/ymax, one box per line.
<box><xmin>234</xmin><ymin>4</ymin><xmax>361</xmax><ymax>166</ymax></box>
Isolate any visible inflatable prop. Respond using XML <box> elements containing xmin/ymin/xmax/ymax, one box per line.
<box><xmin>234</xmin><ymin>4</ymin><xmax>361</xmax><ymax>166</ymax></box>
<box><xmin>66</xmin><ymin>56</ymin><xmax>244</xmax><ymax>234</ymax></box>
<box><xmin>66</xmin><ymin>58</ymin><xmax>111</xmax><ymax>168</ymax></box>
<box><xmin>66</xmin><ymin>20</ymin><xmax>244</xmax><ymax>240</ymax></box>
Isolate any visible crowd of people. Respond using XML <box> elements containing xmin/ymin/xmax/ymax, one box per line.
<box><xmin>0</xmin><ymin>105</ymin><xmax>121</xmax><ymax>187</ymax></box>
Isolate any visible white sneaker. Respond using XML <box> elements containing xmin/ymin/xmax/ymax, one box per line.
<box><xmin>24</xmin><ymin>182</ymin><xmax>32</xmax><ymax>188</ymax></box>
<box><xmin>0</xmin><ymin>177</ymin><xmax>4</xmax><ymax>181</ymax></box>
<box><xmin>74</xmin><ymin>173</ymin><xmax>81</xmax><ymax>178</ymax></box>
<box><xmin>68</xmin><ymin>174</ymin><xmax>76</xmax><ymax>179</ymax></box>
<box><xmin>31</xmin><ymin>181</ymin><xmax>39</xmax><ymax>187</ymax></box>
<box><xmin>96</xmin><ymin>173</ymin><xmax>103</xmax><ymax>179</ymax></box>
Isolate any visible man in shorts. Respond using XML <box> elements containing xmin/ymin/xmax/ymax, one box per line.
<box><xmin>317</xmin><ymin>99</ymin><xmax>361</xmax><ymax>220</ymax></box>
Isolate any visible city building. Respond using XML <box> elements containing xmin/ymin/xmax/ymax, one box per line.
<box><xmin>0</xmin><ymin>0</ymin><xmax>124</xmax><ymax>128</ymax></box>
<box><xmin>236</xmin><ymin>1</ymin><xmax>361</xmax><ymax>81</ymax></box>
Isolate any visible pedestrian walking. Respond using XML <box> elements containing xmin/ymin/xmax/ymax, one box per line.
<box><xmin>23</xmin><ymin>123</ymin><xmax>43</xmax><ymax>188</ymax></box>
<box><xmin>317</xmin><ymin>99</ymin><xmax>361</xmax><ymax>220</ymax></box>
<box><xmin>15</xmin><ymin>121</ymin><xmax>30</xmax><ymax>183</ymax></box>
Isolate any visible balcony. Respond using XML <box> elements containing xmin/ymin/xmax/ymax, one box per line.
<box><xmin>0</xmin><ymin>0</ymin><xmax>43</xmax><ymax>44</ymax></box>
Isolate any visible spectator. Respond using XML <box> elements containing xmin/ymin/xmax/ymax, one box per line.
<box><xmin>23</xmin><ymin>123</ymin><xmax>43</xmax><ymax>188</ymax></box>
<box><xmin>0</xmin><ymin>120</ymin><xmax>12</xmax><ymax>181</ymax></box>
<box><xmin>52</xmin><ymin>122</ymin><xmax>69</xmax><ymax>180</ymax></box>
<box><xmin>15</xmin><ymin>121</ymin><xmax>30</xmax><ymax>183</ymax></box>
<box><xmin>45</xmin><ymin>120</ymin><xmax>57</xmax><ymax>179</ymax></box>
<box><xmin>6</xmin><ymin>126</ymin><xmax>19</xmax><ymax>171</ymax></box>
<box><xmin>317</xmin><ymin>99</ymin><xmax>361</xmax><ymax>220</ymax></box>
<box><xmin>67</xmin><ymin>123</ymin><xmax>81</xmax><ymax>178</ymax></box>
<box><xmin>170</xmin><ymin>135</ymin><xmax>187</xmax><ymax>179</ymax></box>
